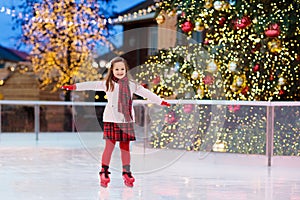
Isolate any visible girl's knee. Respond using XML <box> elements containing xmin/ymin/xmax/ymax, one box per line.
<box><xmin>119</xmin><ymin>141</ymin><xmax>130</xmax><ymax>151</ymax></box>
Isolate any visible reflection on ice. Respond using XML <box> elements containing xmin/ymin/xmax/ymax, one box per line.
<box><xmin>0</xmin><ymin>133</ymin><xmax>300</xmax><ymax>200</ymax></box>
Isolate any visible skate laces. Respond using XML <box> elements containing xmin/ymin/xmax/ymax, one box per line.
<box><xmin>122</xmin><ymin>171</ymin><xmax>133</xmax><ymax>178</ymax></box>
<box><xmin>100</xmin><ymin>170</ymin><xmax>111</xmax><ymax>178</ymax></box>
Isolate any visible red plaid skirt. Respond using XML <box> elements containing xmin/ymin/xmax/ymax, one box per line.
<box><xmin>103</xmin><ymin>122</ymin><xmax>136</xmax><ymax>141</ymax></box>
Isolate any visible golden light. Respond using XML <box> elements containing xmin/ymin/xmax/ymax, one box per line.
<box><xmin>156</xmin><ymin>13</ymin><xmax>165</xmax><ymax>24</ymax></box>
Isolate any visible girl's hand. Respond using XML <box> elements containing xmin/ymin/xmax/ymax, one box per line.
<box><xmin>161</xmin><ymin>101</ymin><xmax>171</xmax><ymax>107</ymax></box>
<box><xmin>61</xmin><ymin>84</ymin><xmax>76</xmax><ymax>90</ymax></box>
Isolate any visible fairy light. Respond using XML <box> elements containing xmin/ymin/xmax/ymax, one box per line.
<box><xmin>110</xmin><ymin>2</ymin><xmax>161</xmax><ymax>24</ymax></box>
<box><xmin>1</xmin><ymin>1</ymin><xmax>161</xmax><ymax>26</ymax></box>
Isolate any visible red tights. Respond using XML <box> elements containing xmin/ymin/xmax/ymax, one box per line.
<box><xmin>101</xmin><ymin>139</ymin><xmax>130</xmax><ymax>167</ymax></box>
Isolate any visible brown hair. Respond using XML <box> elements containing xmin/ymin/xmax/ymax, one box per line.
<box><xmin>105</xmin><ymin>57</ymin><xmax>130</xmax><ymax>91</ymax></box>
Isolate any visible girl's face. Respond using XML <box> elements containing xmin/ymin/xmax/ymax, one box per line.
<box><xmin>112</xmin><ymin>61</ymin><xmax>126</xmax><ymax>79</ymax></box>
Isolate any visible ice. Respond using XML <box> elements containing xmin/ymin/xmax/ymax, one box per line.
<box><xmin>0</xmin><ymin>132</ymin><xmax>300</xmax><ymax>200</ymax></box>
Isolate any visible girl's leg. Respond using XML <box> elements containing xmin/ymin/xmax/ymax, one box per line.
<box><xmin>119</xmin><ymin>141</ymin><xmax>130</xmax><ymax>168</ymax></box>
<box><xmin>101</xmin><ymin>139</ymin><xmax>116</xmax><ymax>166</ymax></box>
<box><xmin>120</xmin><ymin>141</ymin><xmax>135</xmax><ymax>187</ymax></box>
<box><xmin>100</xmin><ymin>139</ymin><xmax>116</xmax><ymax>187</ymax></box>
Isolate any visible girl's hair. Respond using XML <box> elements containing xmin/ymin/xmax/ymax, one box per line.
<box><xmin>105</xmin><ymin>56</ymin><xmax>130</xmax><ymax>91</ymax></box>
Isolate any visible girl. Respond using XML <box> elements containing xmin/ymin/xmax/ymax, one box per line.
<box><xmin>62</xmin><ymin>57</ymin><xmax>170</xmax><ymax>187</ymax></box>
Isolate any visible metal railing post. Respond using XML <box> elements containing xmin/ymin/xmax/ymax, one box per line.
<box><xmin>71</xmin><ymin>105</ymin><xmax>74</xmax><ymax>133</ymax></box>
<box><xmin>266</xmin><ymin>105</ymin><xmax>274</xmax><ymax>166</ymax></box>
<box><xmin>143</xmin><ymin>105</ymin><xmax>149</xmax><ymax>155</ymax></box>
<box><xmin>34</xmin><ymin>104</ymin><xmax>40</xmax><ymax>141</ymax></box>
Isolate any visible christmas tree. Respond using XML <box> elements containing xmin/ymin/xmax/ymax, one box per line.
<box><xmin>135</xmin><ymin>0</ymin><xmax>300</xmax><ymax>155</ymax></box>
<box><xmin>155</xmin><ymin>0</ymin><xmax>300</xmax><ymax>101</ymax></box>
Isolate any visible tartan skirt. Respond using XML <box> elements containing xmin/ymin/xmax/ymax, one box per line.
<box><xmin>103</xmin><ymin>122</ymin><xmax>136</xmax><ymax>141</ymax></box>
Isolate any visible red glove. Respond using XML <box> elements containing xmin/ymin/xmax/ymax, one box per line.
<box><xmin>61</xmin><ymin>84</ymin><xmax>76</xmax><ymax>90</ymax></box>
<box><xmin>161</xmin><ymin>101</ymin><xmax>171</xmax><ymax>107</ymax></box>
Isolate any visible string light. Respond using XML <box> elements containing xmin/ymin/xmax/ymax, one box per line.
<box><xmin>1</xmin><ymin>1</ymin><xmax>161</xmax><ymax>25</ymax></box>
<box><xmin>113</xmin><ymin>2</ymin><xmax>161</xmax><ymax>23</ymax></box>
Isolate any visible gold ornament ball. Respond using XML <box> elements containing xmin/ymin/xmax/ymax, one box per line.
<box><xmin>156</xmin><ymin>14</ymin><xmax>165</xmax><ymax>25</ymax></box>
<box><xmin>212</xmin><ymin>140</ymin><xmax>227</xmax><ymax>152</ymax></box>
<box><xmin>168</xmin><ymin>9</ymin><xmax>176</xmax><ymax>17</ymax></box>
<box><xmin>268</xmin><ymin>39</ymin><xmax>282</xmax><ymax>53</ymax></box>
<box><xmin>222</xmin><ymin>2</ymin><xmax>230</xmax><ymax>10</ymax></box>
<box><xmin>197</xmin><ymin>86</ymin><xmax>205</xmax><ymax>97</ymax></box>
<box><xmin>195</xmin><ymin>21</ymin><xmax>205</xmax><ymax>31</ymax></box>
<box><xmin>204</xmin><ymin>1</ymin><xmax>213</xmax><ymax>9</ymax></box>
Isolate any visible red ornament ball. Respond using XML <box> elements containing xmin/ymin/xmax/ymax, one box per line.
<box><xmin>265</xmin><ymin>30</ymin><xmax>280</xmax><ymax>38</ymax></box>
<box><xmin>228</xmin><ymin>105</ymin><xmax>241</xmax><ymax>112</ymax></box>
<box><xmin>279</xmin><ymin>89</ymin><xmax>284</xmax><ymax>95</ymax></box>
<box><xmin>183</xmin><ymin>104</ymin><xmax>194</xmax><ymax>114</ymax></box>
<box><xmin>253</xmin><ymin>64</ymin><xmax>259</xmax><ymax>72</ymax></box>
<box><xmin>219</xmin><ymin>17</ymin><xmax>226</xmax><ymax>26</ymax></box>
<box><xmin>152</xmin><ymin>76</ymin><xmax>161</xmax><ymax>84</ymax></box>
<box><xmin>241</xmin><ymin>86</ymin><xmax>249</xmax><ymax>95</ymax></box>
<box><xmin>164</xmin><ymin>111</ymin><xmax>178</xmax><ymax>124</ymax></box>
<box><xmin>265</xmin><ymin>23</ymin><xmax>280</xmax><ymax>37</ymax></box>
<box><xmin>234</xmin><ymin>16</ymin><xmax>251</xmax><ymax>29</ymax></box>
<box><xmin>181</xmin><ymin>21</ymin><xmax>194</xmax><ymax>33</ymax></box>
<box><xmin>203</xmin><ymin>75</ymin><xmax>214</xmax><ymax>85</ymax></box>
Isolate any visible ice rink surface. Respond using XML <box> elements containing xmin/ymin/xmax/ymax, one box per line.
<box><xmin>0</xmin><ymin>132</ymin><xmax>300</xmax><ymax>200</ymax></box>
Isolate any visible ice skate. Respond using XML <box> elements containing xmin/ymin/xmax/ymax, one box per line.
<box><xmin>99</xmin><ymin>166</ymin><xmax>111</xmax><ymax>188</ymax></box>
<box><xmin>122</xmin><ymin>171</ymin><xmax>135</xmax><ymax>187</ymax></box>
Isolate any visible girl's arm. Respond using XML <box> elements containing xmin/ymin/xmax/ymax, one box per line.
<box><xmin>134</xmin><ymin>84</ymin><xmax>170</xmax><ymax>106</ymax></box>
<box><xmin>61</xmin><ymin>81</ymin><xmax>106</xmax><ymax>91</ymax></box>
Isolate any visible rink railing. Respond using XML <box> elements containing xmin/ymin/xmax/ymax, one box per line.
<box><xmin>1</xmin><ymin>100</ymin><xmax>300</xmax><ymax>166</ymax></box>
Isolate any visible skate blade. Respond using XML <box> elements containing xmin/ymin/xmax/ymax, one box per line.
<box><xmin>124</xmin><ymin>181</ymin><xmax>134</xmax><ymax>187</ymax></box>
<box><xmin>100</xmin><ymin>184</ymin><xmax>108</xmax><ymax>188</ymax></box>
<box><xmin>100</xmin><ymin>182</ymin><xmax>109</xmax><ymax>188</ymax></box>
